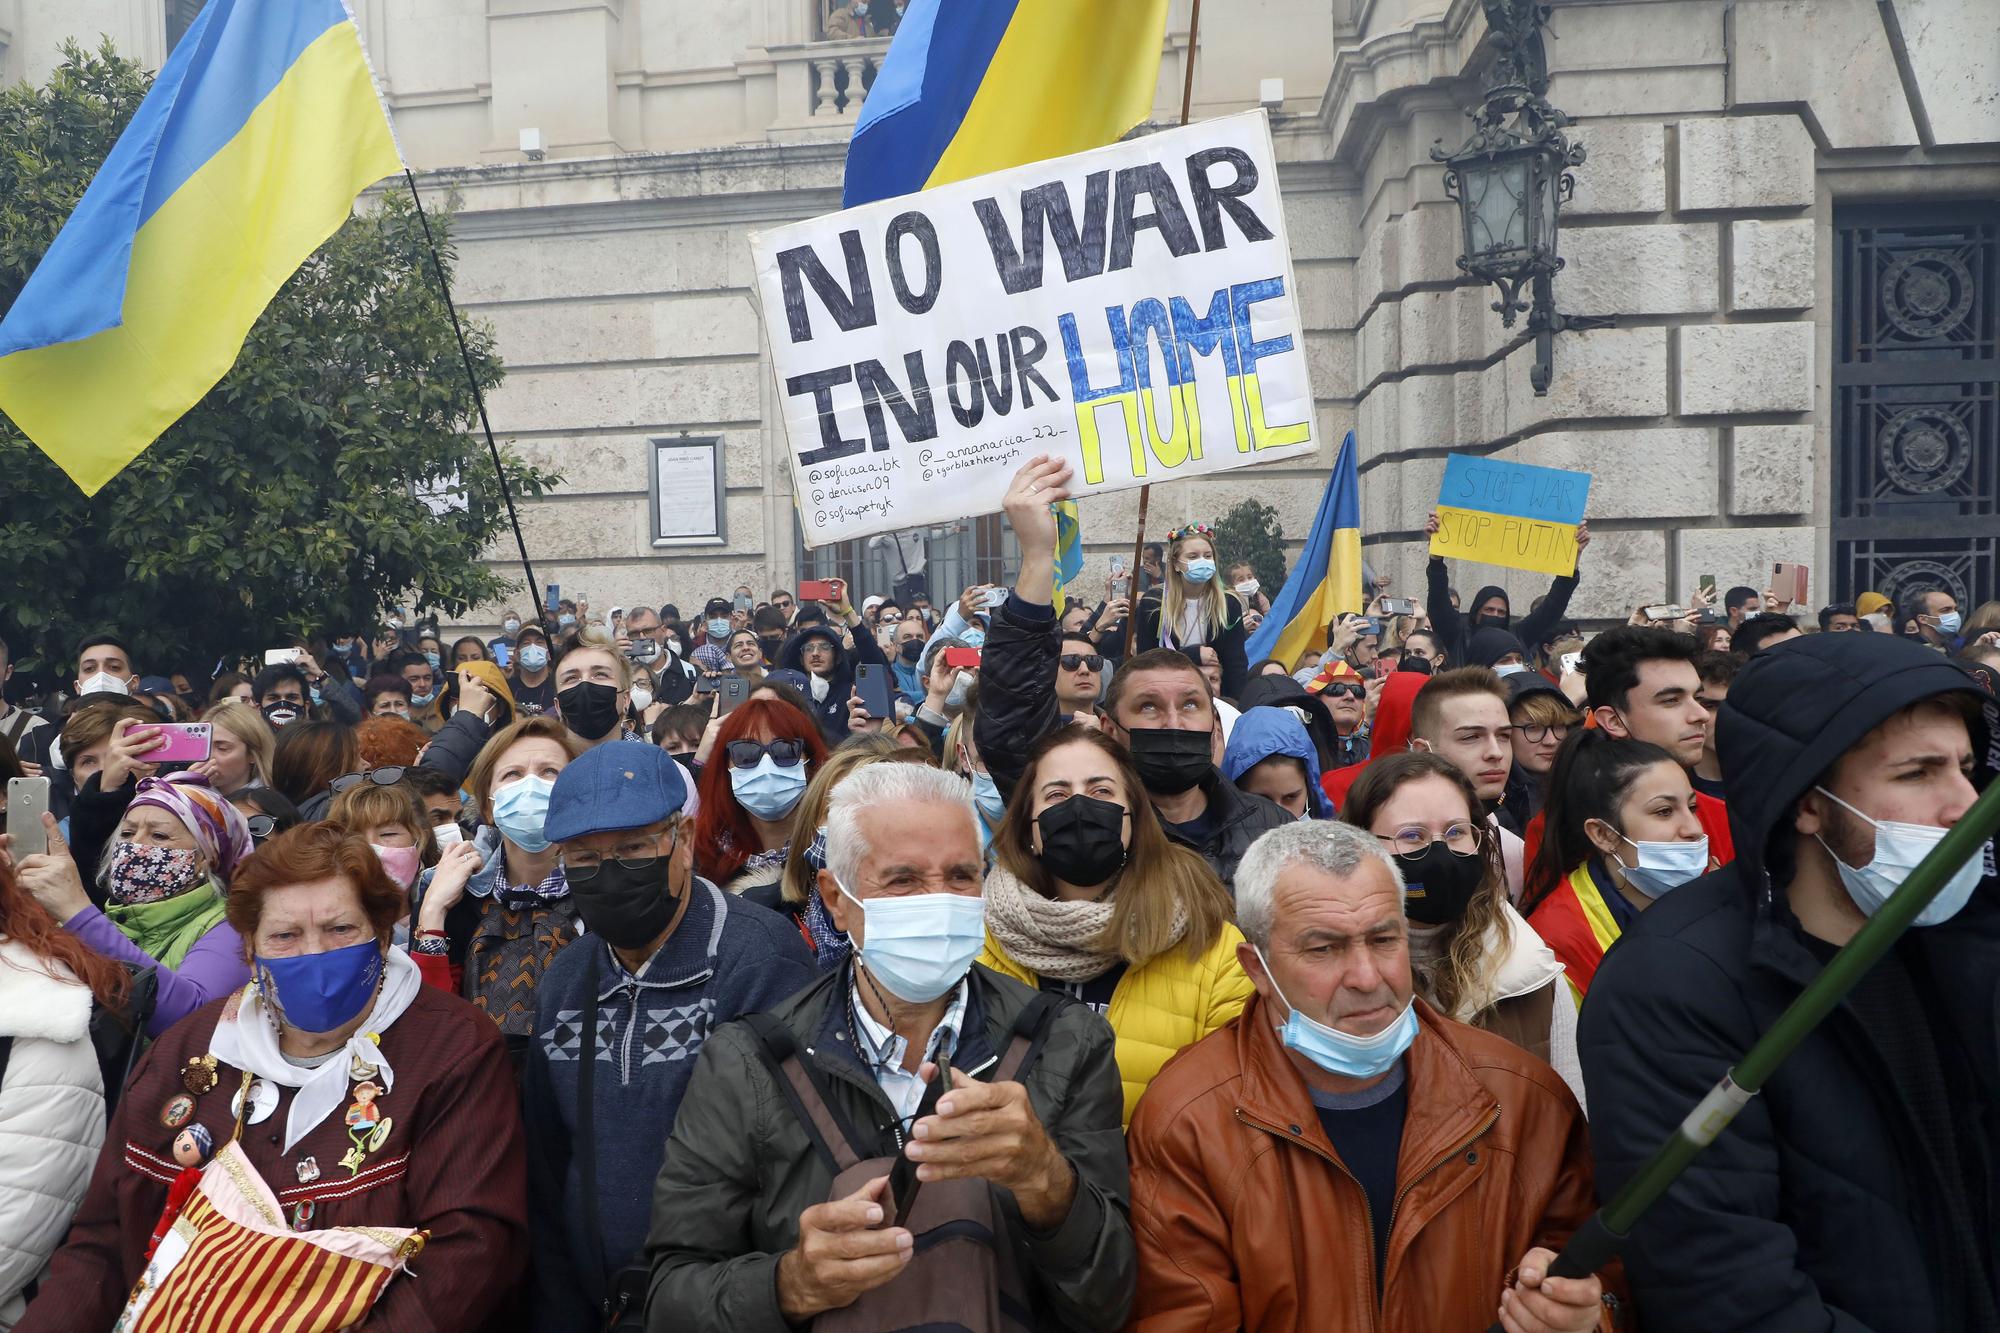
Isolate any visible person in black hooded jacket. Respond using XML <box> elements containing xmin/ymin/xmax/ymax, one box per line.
<box><xmin>771</xmin><ymin>579</ymin><xmax>885</xmax><ymax>745</ymax></box>
<box><xmin>1424</xmin><ymin>510</ymin><xmax>1590</xmax><ymax>668</ymax></box>
<box><xmin>1579</xmin><ymin>631</ymin><xmax>2000</xmax><ymax>1333</ymax></box>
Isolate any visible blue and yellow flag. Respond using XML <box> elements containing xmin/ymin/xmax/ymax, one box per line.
<box><xmin>1243</xmin><ymin>433</ymin><xmax>1364</xmax><ymax>670</ymax></box>
<box><xmin>1051</xmin><ymin>500</ymin><xmax>1084</xmax><ymax>614</ymax></box>
<box><xmin>0</xmin><ymin>0</ymin><xmax>403</xmax><ymax>495</ymax></box>
<box><xmin>842</xmin><ymin>0</ymin><xmax>1172</xmax><ymax>207</ymax></box>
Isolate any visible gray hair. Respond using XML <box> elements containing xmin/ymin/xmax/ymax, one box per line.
<box><xmin>824</xmin><ymin>762</ymin><xmax>976</xmax><ymax>889</ymax></box>
<box><xmin>1234</xmin><ymin>820</ymin><xmax>1404</xmax><ymax>950</ymax></box>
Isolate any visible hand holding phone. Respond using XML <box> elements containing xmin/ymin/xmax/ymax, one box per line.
<box><xmin>148</xmin><ymin>723</ymin><xmax>213</xmax><ymax>764</ymax></box>
<box><xmin>798</xmin><ymin>579</ymin><xmax>839</xmax><ymax>603</ymax></box>
<box><xmin>719</xmin><ymin>675</ymin><xmax>751</xmax><ymax>714</ymax></box>
<box><xmin>854</xmin><ymin>663</ymin><xmax>892</xmax><ymax>719</ymax></box>
<box><xmin>941</xmin><ymin>647</ymin><xmax>982</xmax><ymax>670</ymax></box>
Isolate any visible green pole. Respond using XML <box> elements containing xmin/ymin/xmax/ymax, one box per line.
<box><xmin>1489</xmin><ymin>771</ymin><xmax>2000</xmax><ymax>1321</ymax></box>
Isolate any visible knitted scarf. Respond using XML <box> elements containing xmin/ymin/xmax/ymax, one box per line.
<box><xmin>983</xmin><ymin>864</ymin><xmax>1186</xmax><ymax>983</ymax></box>
<box><xmin>105</xmin><ymin>881</ymin><xmax>228</xmax><ymax>969</ymax></box>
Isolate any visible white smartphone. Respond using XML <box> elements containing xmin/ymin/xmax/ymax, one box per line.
<box><xmin>264</xmin><ymin>647</ymin><xmax>302</xmax><ymax>667</ymax></box>
<box><xmin>1560</xmin><ymin>651</ymin><xmax>1582</xmax><ymax>677</ymax></box>
<box><xmin>7</xmin><ymin>777</ymin><xmax>51</xmax><ymax>857</ymax></box>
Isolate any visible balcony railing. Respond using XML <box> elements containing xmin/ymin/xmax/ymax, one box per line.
<box><xmin>809</xmin><ymin>43</ymin><xmax>880</xmax><ymax>117</ymax></box>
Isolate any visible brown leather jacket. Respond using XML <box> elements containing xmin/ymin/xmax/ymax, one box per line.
<box><xmin>1126</xmin><ymin>994</ymin><xmax>1619</xmax><ymax>1332</ymax></box>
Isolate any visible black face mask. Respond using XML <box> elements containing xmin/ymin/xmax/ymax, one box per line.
<box><xmin>1124</xmin><ymin>726</ymin><xmax>1213</xmax><ymax>795</ymax></box>
<box><xmin>571</xmin><ymin>855</ymin><xmax>679</xmax><ymax>950</ymax></box>
<box><xmin>898</xmin><ymin>638</ymin><xmax>925</xmax><ymax>664</ymax></box>
<box><xmin>557</xmin><ymin>681</ymin><xmax>622</xmax><ymax>740</ymax></box>
<box><xmin>1036</xmin><ymin>794</ymin><xmax>1129</xmax><ymax>887</ymax></box>
<box><xmin>1474</xmin><ymin>612</ymin><xmax>1509</xmax><ymax>630</ymax></box>
<box><xmin>1395</xmin><ymin>841</ymin><xmax>1486</xmax><ymax>925</ymax></box>
<box><xmin>261</xmin><ymin>700</ymin><xmax>302</xmax><ymax>729</ymax></box>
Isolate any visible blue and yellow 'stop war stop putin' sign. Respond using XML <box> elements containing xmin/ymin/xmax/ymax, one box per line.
<box><xmin>1430</xmin><ymin>453</ymin><xmax>1593</xmax><ymax>577</ymax></box>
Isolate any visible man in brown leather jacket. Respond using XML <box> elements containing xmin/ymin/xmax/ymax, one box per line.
<box><xmin>1125</xmin><ymin>820</ymin><xmax>1618</xmax><ymax>1332</ymax></box>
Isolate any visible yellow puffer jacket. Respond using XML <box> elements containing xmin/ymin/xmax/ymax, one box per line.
<box><xmin>979</xmin><ymin>924</ymin><xmax>1254</xmax><ymax>1128</ymax></box>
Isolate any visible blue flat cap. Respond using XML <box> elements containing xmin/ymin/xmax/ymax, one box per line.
<box><xmin>544</xmin><ymin>739</ymin><xmax>687</xmax><ymax>843</ymax></box>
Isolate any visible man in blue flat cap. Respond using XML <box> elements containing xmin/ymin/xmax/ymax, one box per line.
<box><xmin>524</xmin><ymin>739</ymin><xmax>814</xmax><ymax>1332</ymax></box>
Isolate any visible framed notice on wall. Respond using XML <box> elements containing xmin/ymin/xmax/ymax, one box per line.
<box><xmin>651</xmin><ymin>437</ymin><xmax>725</xmax><ymax>545</ymax></box>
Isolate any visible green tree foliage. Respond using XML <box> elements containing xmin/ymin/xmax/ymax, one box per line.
<box><xmin>1212</xmin><ymin>497</ymin><xmax>1288</xmax><ymax>597</ymax></box>
<box><xmin>0</xmin><ymin>42</ymin><xmax>559</xmax><ymax>677</ymax></box>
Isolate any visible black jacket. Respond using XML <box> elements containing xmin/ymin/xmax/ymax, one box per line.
<box><xmin>645</xmin><ymin>963</ymin><xmax>1135</xmax><ymax>1331</ymax></box>
<box><xmin>975</xmin><ymin>592</ymin><xmax>1289</xmax><ymax>890</ymax></box>
<box><xmin>1133</xmin><ymin>589</ymin><xmax>1249</xmax><ymax>699</ymax></box>
<box><xmin>1578</xmin><ymin>634</ymin><xmax>2000</xmax><ymax>1332</ymax></box>
<box><xmin>1426</xmin><ymin>561</ymin><xmax>1578</xmax><ymax>667</ymax></box>
<box><xmin>773</xmin><ymin>622</ymin><xmax>886</xmax><ymax>744</ymax></box>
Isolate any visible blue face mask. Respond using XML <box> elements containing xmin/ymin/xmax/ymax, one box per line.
<box><xmin>423</xmin><ymin>651</ymin><xmax>441</xmax><ymax>671</ymax></box>
<box><xmin>1935</xmin><ymin>611</ymin><xmax>1963</xmax><ymax>636</ymax></box>
<box><xmin>255</xmin><ymin>938</ymin><xmax>383</xmax><ymax>1034</ymax></box>
<box><xmin>1613</xmin><ymin>834</ymin><xmax>1710</xmax><ymax>898</ymax></box>
<box><xmin>517</xmin><ymin>644</ymin><xmax>550</xmax><ymax>673</ymax></box>
<box><xmin>970</xmin><ymin>770</ymin><xmax>1006</xmax><ymax>825</ymax></box>
<box><xmin>730</xmin><ymin>755</ymin><xmax>809</xmax><ymax>821</ymax></box>
<box><xmin>838</xmin><ymin>880</ymin><xmax>987</xmax><ymax>1003</ymax></box>
<box><xmin>707</xmin><ymin>617</ymin><xmax>733</xmax><ymax>640</ymax></box>
<box><xmin>960</xmin><ymin>628</ymin><xmax>987</xmax><ymax>650</ymax></box>
<box><xmin>1814</xmin><ymin>786</ymin><xmax>1988</xmax><ymax>927</ymax></box>
<box><xmin>1253</xmin><ymin>945</ymin><xmax>1417</xmax><ymax>1079</ymax></box>
<box><xmin>409</xmin><ymin>690</ymin><xmax>436</xmax><ymax>709</ymax></box>
<box><xmin>492</xmin><ymin>774</ymin><xmax>555</xmax><ymax>852</ymax></box>
<box><xmin>502</xmin><ymin>618</ymin><xmax>522</xmax><ymax>635</ymax></box>
<box><xmin>1184</xmin><ymin>558</ymin><xmax>1218</xmax><ymax>585</ymax></box>
<box><xmin>558</xmin><ymin>613</ymin><xmax>577</xmax><ymax>629</ymax></box>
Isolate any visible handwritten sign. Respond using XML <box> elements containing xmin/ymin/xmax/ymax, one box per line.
<box><xmin>1430</xmin><ymin>454</ymin><xmax>1592</xmax><ymax>577</ymax></box>
<box><xmin>752</xmin><ymin>110</ymin><xmax>1318</xmax><ymax>548</ymax></box>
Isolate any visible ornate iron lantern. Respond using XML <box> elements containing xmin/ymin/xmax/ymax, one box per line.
<box><xmin>1433</xmin><ymin>0</ymin><xmax>1610</xmax><ymax>395</ymax></box>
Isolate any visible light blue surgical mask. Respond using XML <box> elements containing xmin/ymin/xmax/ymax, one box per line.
<box><xmin>1935</xmin><ymin>611</ymin><xmax>1963</xmax><ymax>636</ymax></box>
<box><xmin>492</xmin><ymin>774</ymin><xmax>555</xmax><ymax>852</ymax></box>
<box><xmin>1253</xmin><ymin>945</ymin><xmax>1418</xmax><ymax>1079</ymax></box>
<box><xmin>1814</xmin><ymin>786</ymin><xmax>1988</xmax><ymax>927</ymax></box>
<box><xmin>502</xmin><ymin>618</ymin><xmax>522</xmax><ymax>635</ymax></box>
<box><xmin>1184</xmin><ymin>558</ymin><xmax>1218</xmax><ymax>585</ymax></box>
<box><xmin>518</xmin><ymin>644</ymin><xmax>550</xmax><ymax>673</ymax></box>
<box><xmin>423</xmin><ymin>651</ymin><xmax>442</xmax><ymax>671</ymax></box>
<box><xmin>1614</xmin><ymin>833</ymin><xmax>1709</xmax><ymax>898</ymax></box>
<box><xmin>730</xmin><ymin>755</ymin><xmax>809</xmax><ymax>821</ymax></box>
<box><xmin>409</xmin><ymin>690</ymin><xmax>436</xmax><ymax>709</ymax></box>
<box><xmin>837</xmin><ymin>880</ymin><xmax>987</xmax><ymax>1003</ymax></box>
<box><xmin>959</xmin><ymin>628</ymin><xmax>987</xmax><ymax>650</ymax></box>
<box><xmin>970</xmin><ymin>770</ymin><xmax>1006</xmax><ymax>826</ymax></box>
<box><xmin>558</xmin><ymin>613</ymin><xmax>577</xmax><ymax>629</ymax></box>
<box><xmin>707</xmin><ymin>617</ymin><xmax>732</xmax><ymax>640</ymax></box>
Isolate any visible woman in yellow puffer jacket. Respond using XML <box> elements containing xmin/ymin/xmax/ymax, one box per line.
<box><xmin>979</xmin><ymin>725</ymin><xmax>1250</xmax><ymax>1126</ymax></box>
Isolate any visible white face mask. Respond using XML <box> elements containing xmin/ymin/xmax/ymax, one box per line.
<box><xmin>1234</xmin><ymin>579</ymin><xmax>1259</xmax><ymax>597</ymax></box>
<box><xmin>629</xmin><ymin>687</ymin><xmax>654</xmax><ymax>713</ymax></box>
<box><xmin>808</xmin><ymin>672</ymin><xmax>831</xmax><ymax>703</ymax></box>
<box><xmin>1613</xmin><ymin>833</ymin><xmax>1710</xmax><ymax>897</ymax></box>
<box><xmin>1814</xmin><ymin>786</ymin><xmax>1989</xmax><ymax>927</ymax></box>
<box><xmin>79</xmin><ymin>671</ymin><xmax>129</xmax><ymax>697</ymax></box>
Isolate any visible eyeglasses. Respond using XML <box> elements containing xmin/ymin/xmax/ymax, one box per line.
<box><xmin>1376</xmin><ymin>821</ymin><xmax>1482</xmax><ymax>856</ymax></box>
<box><xmin>1322</xmin><ymin>683</ymin><xmax>1365</xmax><ymax>699</ymax></box>
<box><xmin>329</xmin><ymin>767</ymin><xmax>406</xmax><ymax>795</ymax></box>
<box><xmin>1516</xmin><ymin>722</ymin><xmax>1571</xmax><ymax>743</ymax></box>
<box><xmin>245</xmin><ymin>814</ymin><xmax>278</xmax><ymax>839</ymax></box>
<box><xmin>725</xmin><ymin>738</ymin><xmax>807</xmax><ymax>770</ymax></box>
<box><xmin>563</xmin><ymin>830</ymin><xmax>675</xmax><ymax>881</ymax></box>
<box><xmin>1059</xmin><ymin>653</ymin><xmax>1105</xmax><ymax>672</ymax></box>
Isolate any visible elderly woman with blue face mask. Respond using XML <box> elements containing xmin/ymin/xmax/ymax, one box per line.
<box><xmin>693</xmin><ymin>697</ymin><xmax>829</xmax><ymax>897</ymax></box>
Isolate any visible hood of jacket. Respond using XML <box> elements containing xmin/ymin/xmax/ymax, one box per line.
<box><xmin>0</xmin><ymin>938</ymin><xmax>92</xmax><ymax>1042</ymax></box>
<box><xmin>1220</xmin><ymin>706</ymin><xmax>1329</xmax><ymax>818</ymax></box>
<box><xmin>1716</xmin><ymin>632</ymin><xmax>1996</xmax><ymax>908</ymax></box>
<box><xmin>775</xmin><ymin>624</ymin><xmax>850</xmax><ymax>678</ymax></box>
<box><xmin>1467</xmin><ymin>626</ymin><xmax>1528</xmax><ymax>669</ymax></box>
<box><xmin>1467</xmin><ymin>584</ymin><xmax>1511</xmax><ymax>630</ymax></box>
<box><xmin>1321</xmin><ymin>669</ymin><xmax>1428</xmax><ymax>810</ymax></box>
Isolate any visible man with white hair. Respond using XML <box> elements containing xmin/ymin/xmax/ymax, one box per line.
<box><xmin>1124</xmin><ymin>820</ymin><xmax>1617</xmax><ymax>1332</ymax></box>
<box><xmin>645</xmin><ymin>762</ymin><xmax>1133</xmax><ymax>1332</ymax></box>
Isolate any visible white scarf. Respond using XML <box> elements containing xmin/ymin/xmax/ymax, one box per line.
<box><xmin>209</xmin><ymin>948</ymin><xmax>423</xmax><ymax>1153</ymax></box>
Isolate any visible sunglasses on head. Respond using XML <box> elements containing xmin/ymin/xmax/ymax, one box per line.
<box><xmin>724</xmin><ymin>738</ymin><xmax>807</xmax><ymax>771</ymax></box>
<box><xmin>1322</xmin><ymin>682</ymin><xmax>1366</xmax><ymax>699</ymax></box>
<box><xmin>1059</xmin><ymin>653</ymin><xmax>1105</xmax><ymax>673</ymax></box>
<box><xmin>329</xmin><ymin>767</ymin><xmax>407</xmax><ymax>795</ymax></box>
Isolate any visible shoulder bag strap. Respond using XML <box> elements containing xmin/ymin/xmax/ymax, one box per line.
<box><xmin>992</xmin><ymin>992</ymin><xmax>1061</xmax><ymax>1084</ymax></box>
<box><xmin>574</xmin><ymin>946</ymin><xmax>620</xmax><ymax>1322</ymax></box>
<box><xmin>743</xmin><ymin>1012</ymin><xmax>865</xmax><ymax>1175</ymax></box>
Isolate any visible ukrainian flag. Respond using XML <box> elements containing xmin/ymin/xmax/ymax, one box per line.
<box><xmin>1051</xmin><ymin>499</ymin><xmax>1083</xmax><ymax>614</ymax></box>
<box><xmin>842</xmin><ymin>0</ymin><xmax>1172</xmax><ymax>207</ymax></box>
<box><xmin>1243</xmin><ymin>433</ymin><xmax>1364</xmax><ymax>670</ymax></box>
<box><xmin>0</xmin><ymin>0</ymin><xmax>403</xmax><ymax>496</ymax></box>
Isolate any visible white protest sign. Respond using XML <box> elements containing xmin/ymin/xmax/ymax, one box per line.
<box><xmin>753</xmin><ymin>109</ymin><xmax>1318</xmax><ymax>549</ymax></box>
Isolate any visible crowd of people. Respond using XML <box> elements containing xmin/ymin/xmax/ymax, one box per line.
<box><xmin>0</xmin><ymin>452</ymin><xmax>1995</xmax><ymax>1332</ymax></box>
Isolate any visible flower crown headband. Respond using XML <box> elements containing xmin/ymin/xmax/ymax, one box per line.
<box><xmin>1166</xmin><ymin>522</ymin><xmax>1216</xmax><ymax>544</ymax></box>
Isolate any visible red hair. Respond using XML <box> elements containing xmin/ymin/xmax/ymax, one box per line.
<box><xmin>227</xmin><ymin>823</ymin><xmax>405</xmax><ymax>946</ymax></box>
<box><xmin>694</xmin><ymin>697</ymin><xmax>827</xmax><ymax>884</ymax></box>
<box><xmin>0</xmin><ymin>858</ymin><xmax>130</xmax><ymax>1012</ymax></box>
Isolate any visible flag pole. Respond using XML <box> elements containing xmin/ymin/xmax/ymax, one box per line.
<box><xmin>1124</xmin><ymin>0</ymin><xmax>1204</xmax><ymax>656</ymax></box>
<box><xmin>402</xmin><ymin>169</ymin><xmax>548</xmax><ymax>629</ymax></box>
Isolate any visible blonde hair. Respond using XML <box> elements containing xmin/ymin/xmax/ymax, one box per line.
<box><xmin>328</xmin><ymin>780</ymin><xmax>440</xmax><ymax>867</ymax></box>
<box><xmin>1160</xmin><ymin>531</ymin><xmax>1229</xmax><ymax>647</ymax></box>
<box><xmin>562</xmin><ymin>627</ymin><xmax>632</xmax><ymax>691</ymax></box>
<box><xmin>201</xmin><ymin>699</ymin><xmax>276</xmax><ymax>788</ymax></box>
<box><xmin>466</xmin><ymin>716</ymin><xmax>587</xmax><ymax>821</ymax></box>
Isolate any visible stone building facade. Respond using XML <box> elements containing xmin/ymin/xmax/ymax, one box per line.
<box><xmin>5</xmin><ymin>0</ymin><xmax>1995</xmax><ymax>628</ymax></box>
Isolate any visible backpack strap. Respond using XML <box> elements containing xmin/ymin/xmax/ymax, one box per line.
<box><xmin>0</xmin><ymin>1036</ymin><xmax>13</xmax><ymax>1090</ymax></box>
<box><xmin>992</xmin><ymin>992</ymin><xmax>1061</xmax><ymax>1085</ymax></box>
<box><xmin>742</xmin><ymin>1012</ymin><xmax>866</xmax><ymax>1175</ymax></box>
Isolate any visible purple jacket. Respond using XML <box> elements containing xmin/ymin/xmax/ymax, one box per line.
<box><xmin>64</xmin><ymin>906</ymin><xmax>250</xmax><ymax>1037</ymax></box>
